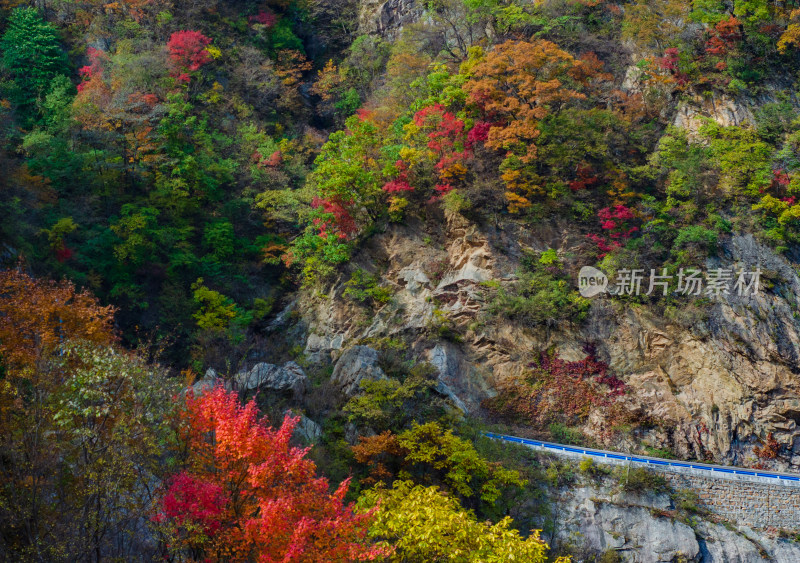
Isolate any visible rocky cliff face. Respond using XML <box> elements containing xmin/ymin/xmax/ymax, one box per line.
<box><xmin>357</xmin><ymin>0</ymin><xmax>421</xmax><ymax>39</ymax></box>
<box><xmin>551</xmin><ymin>476</ymin><xmax>800</xmax><ymax>562</ymax></box>
<box><xmin>290</xmin><ymin>0</ymin><xmax>800</xmax><ymax>554</ymax></box>
<box><xmin>285</xmin><ymin>20</ymin><xmax>800</xmax><ymax>467</ymax></box>
<box><xmin>289</xmin><ymin>208</ymin><xmax>800</xmax><ymax>470</ymax></box>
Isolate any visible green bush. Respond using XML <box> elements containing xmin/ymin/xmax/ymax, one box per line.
<box><xmin>549</xmin><ymin>422</ymin><xmax>586</xmax><ymax>445</ymax></box>
<box><xmin>251</xmin><ymin>297</ymin><xmax>275</xmax><ymax>321</ymax></box>
<box><xmin>671</xmin><ymin>225</ymin><xmax>719</xmax><ymax>265</ymax></box>
<box><xmin>644</xmin><ymin>445</ymin><xmax>676</xmax><ymax>459</ymax></box>
<box><xmin>335</xmin><ymin>87</ymin><xmax>361</xmax><ymax>115</ymax></box>
<box><xmin>538</xmin><ymin>248</ymin><xmax>559</xmax><ymax>266</ymax></box>
<box><xmin>343</xmin><ymin>364</ymin><xmax>449</xmax><ymax>431</ymax></box>
<box><xmin>442</xmin><ymin>189</ymin><xmax>471</xmax><ymax>214</ymax></box>
<box><xmin>755</xmin><ymin>101</ymin><xmax>795</xmax><ymax>145</ymax></box>
<box><xmin>672</xmin><ymin>225</ymin><xmax>718</xmax><ymax>251</ymax></box>
<box><xmin>489</xmin><ymin>268</ymin><xmax>589</xmax><ymax>327</ymax></box>
<box><xmin>429</xmin><ymin>308</ymin><xmax>462</xmax><ymax>342</ymax></box>
<box><xmin>672</xmin><ymin>489</ymin><xmax>703</xmax><ymax>514</ymax></box>
<box><xmin>599</xmin><ymin>550</ymin><xmax>624</xmax><ymax>563</ymax></box>
<box><xmin>619</xmin><ymin>467</ymin><xmax>669</xmax><ymax>494</ymax></box>
<box><xmin>343</xmin><ymin>269</ymin><xmax>393</xmax><ymax>305</ymax></box>
<box><xmin>578</xmin><ymin>457</ymin><xmax>611</xmax><ymax>478</ymax></box>
<box><xmin>545</xmin><ymin>459</ymin><xmax>576</xmax><ymax>488</ymax></box>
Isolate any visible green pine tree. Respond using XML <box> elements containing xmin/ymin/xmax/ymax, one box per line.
<box><xmin>1</xmin><ymin>7</ymin><xmax>69</xmax><ymax>118</ymax></box>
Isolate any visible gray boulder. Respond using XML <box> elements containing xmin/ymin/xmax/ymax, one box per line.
<box><xmin>344</xmin><ymin>422</ymin><xmax>360</xmax><ymax>445</ymax></box>
<box><xmin>289</xmin><ymin>412</ymin><xmax>322</xmax><ymax>444</ymax></box>
<box><xmin>331</xmin><ymin>346</ymin><xmax>387</xmax><ymax>395</ymax></box>
<box><xmin>235</xmin><ymin>361</ymin><xmax>308</xmax><ymax>396</ymax></box>
<box><xmin>698</xmin><ymin>521</ymin><xmax>800</xmax><ymax>562</ymax></box>
<box><xmin>427</xmin><ymin>342</ymin><xmax>489</xmax><ymax>412</ymax></box>
<box><xmin>192</xmin><ymin>368</ymin><xmax>223</xmax><ymax>394</ymax></box>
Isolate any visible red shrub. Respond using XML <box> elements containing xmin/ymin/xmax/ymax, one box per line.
<box><xmin>466</xmin><ymin>120</ymin><xmax>492</xmax><ymax>148</ymax></box>
<box><xmin>312</xmin><ymin>196</ymin><xmax>358</xmax><ymax>240</ymax></box>
<box><xmin>54</xmin><ymin>245</ymin><xmax>73</xmax><ymax>262</ymax></box>
<box><xmin>167</xmin><ymin>30</ymin><xmax>213</xmax><ymax>82</ymax></box>
<box><xmin>659</xmin><ymin>47</ymin><xmax>688</xmax><ymax>85</ymax></box>
<box><xmin>706</xmin><ymin>16</ymin><xmax>741</xmax><ymax>56</ymax></box>
<box><xmin>248</xmin><ymin>11</ymin><xmax>276</xmax><ymax>27</ymax></box>
<box><xmin>258</xmin><ymin>150</ymin><xmax>282</xmax><ymax>168</ymax></box>
<box><xmin>483</xmin><ymin>348</ymin><xmax>625</xmax><ymax>429</ymax></box>
<box><xmin>382</xmin><ymin>160</ymin><xmax>414</xmax><ymax>193</ymax></box>
<box><xmin>568</xmin><ymin>164</ymin><xmax>599</xmax><ymax>192</ymax></box>
<box><xmin>588</xmin><ymin>205</ymin><xmax>638</xmax><ymax>256</ymax></box>
<box><xmin>77</xmin><ymin>47</ymin><xmax>106</xmax><ymax>93</ymax></box>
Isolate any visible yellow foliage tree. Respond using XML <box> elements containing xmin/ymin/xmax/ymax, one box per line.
<box><xmin>357</xmin><ymin>480</ymin><xmax>570</xmax><ymax>562</ymax></box>
<box><xmin>778</xmin><ymin>11</ymin><xmax>800</xmax><ymax>53</ymax></box>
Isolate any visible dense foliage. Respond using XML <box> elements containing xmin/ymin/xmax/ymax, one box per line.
<box><xmin>6</xmin><ymin>0</ymin><xmax>800</xmax><ymax>558</ymax></box>
<box><xmin>5</xmin><ymin>0</ymin><xmax>800</xmax><ymax>360</ymax></box>
<box><xmin>0</xmin><ymin>270</ymin><xmax>179</xmax><ymax>561</ymax></box>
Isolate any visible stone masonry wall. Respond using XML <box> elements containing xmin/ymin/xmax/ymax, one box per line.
<box><xmin>663</xmin><ymin>472</ymin><xmax>800</xmax><ymax>530</ymax></box>
<box><xmin>507</xmin><ymin>438</ymin><xmax>800</xmax><ymax>531</ymax></box>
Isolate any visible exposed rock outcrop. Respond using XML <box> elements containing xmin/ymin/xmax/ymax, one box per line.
<box><xmin>697</xmin><ymin>520</ymin><xmax>800</xmax><ymax>562</ymax></box>
<box><xmin>192</xmin><ymin>367</ymin><xmax>224</xmax><ymax>393</ymax></box>
<box><xmin>331</xmin><ymin>345</ymin><xmax>388</xmax><ymax>395</ymax></box>
<box><xmin>427</xmin><ymin>342</ymin><xmax>488</xmax><ymax>412</ymax></box>
<box><xmin>553</xmin><ymin>482</ymin><xmax>800</xmax><ymax>562</ymax></box>
<box><xmin>358</xmin><ymin>0</ymin><xmax>422</xmax><ymax>39</ymax></box>
<box><xmin>291</xmin><ymin>412</ymin><xmax>323</xmax><ymax>444</ymax></box>
<box><xmin>556</xmin><ymin>486</ymin><xmax>700</xmax><ymax>562</ymax></box>
<box><xmin>672</xmin><ymin>93</ymin><xmax>755</xmax><ymax>134</ymax></box>
<box><xmin>582</xmin><ymin>233</ymin><xmax>800</xmax><ymax>465</ymax></box>
<box><xmin>296</xmin><ymin>212</ymin><xmax>800</xmax><ymax>469</ymax></box>
<box><xmin>235</xmin><ymin>361</ymin><xmax>309</xmax><ymax>397</ymax></box>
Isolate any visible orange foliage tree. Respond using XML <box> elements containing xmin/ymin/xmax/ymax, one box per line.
<box><xmin>0</xmin><ymin>268</ymin><xmax>115</xmax><ymax>374</ymax></box>
<box><xmin>464</xmin><ymin>40</ymin><xmax>608</xmax><ymax>211</ymax></box>
<box><xmin>779</xmin><ymin>9</ymin><xmax>800</xmax><ymax>53</ymax></box>
<box><xmin>155</xmin><ymin>386</ymin><xmax>388</xmax><ymax>562</ymax></box>
<box><xmin>351</xmin><ymin>430</ymin><xmax>408</xmax><ymax>487</ymax></box>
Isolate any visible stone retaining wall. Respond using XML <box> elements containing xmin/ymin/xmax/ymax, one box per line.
<box><xmin>663</xmin><ymin>472</ymin><xmax>800</xmax><ymax>530</ymax></box>
<box><xmin>497</xmin><ymin>435</ymin><xmax>800</xmax><ymax>530</ymax></box>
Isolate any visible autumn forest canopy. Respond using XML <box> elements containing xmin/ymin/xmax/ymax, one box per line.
<box><xmin>4</xmin><ymin>0</ymin><xmax>800</xmax><ymax>559</ymax></box>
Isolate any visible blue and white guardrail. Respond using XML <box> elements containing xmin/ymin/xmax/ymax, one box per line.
<box><xmin>484</xmin><ymin>432</ymin><xmax>800</xmax><ymax>487</ymax></box>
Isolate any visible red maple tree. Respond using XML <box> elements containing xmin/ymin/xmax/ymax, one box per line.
<box><xmin>155</xmin><ymin>386</ymin><xmax>387</xmax><ymax>561</ymax></box>
<box><xmin>705</xmin><ymin>16</ymin><xmax>741</xmax><ymax>57</ymax></box>
<box><xmin>410</xmin><ymin>103</ymin><xmax>473</xmax><ymax>198</ymax></box>
<box><xmin>382</xmin><ymin>160</ymin><xmax>414</xmax><ymax>193</ymax></box>
<box><xmin>167</xmin><ymin>30</ymin><xmax>213</xmax><ymax>82</ymax></box>
<box><xmin>311</xmin><ymin>196</ymin><xmax>358</xmax><ymax>240</ymax></box>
